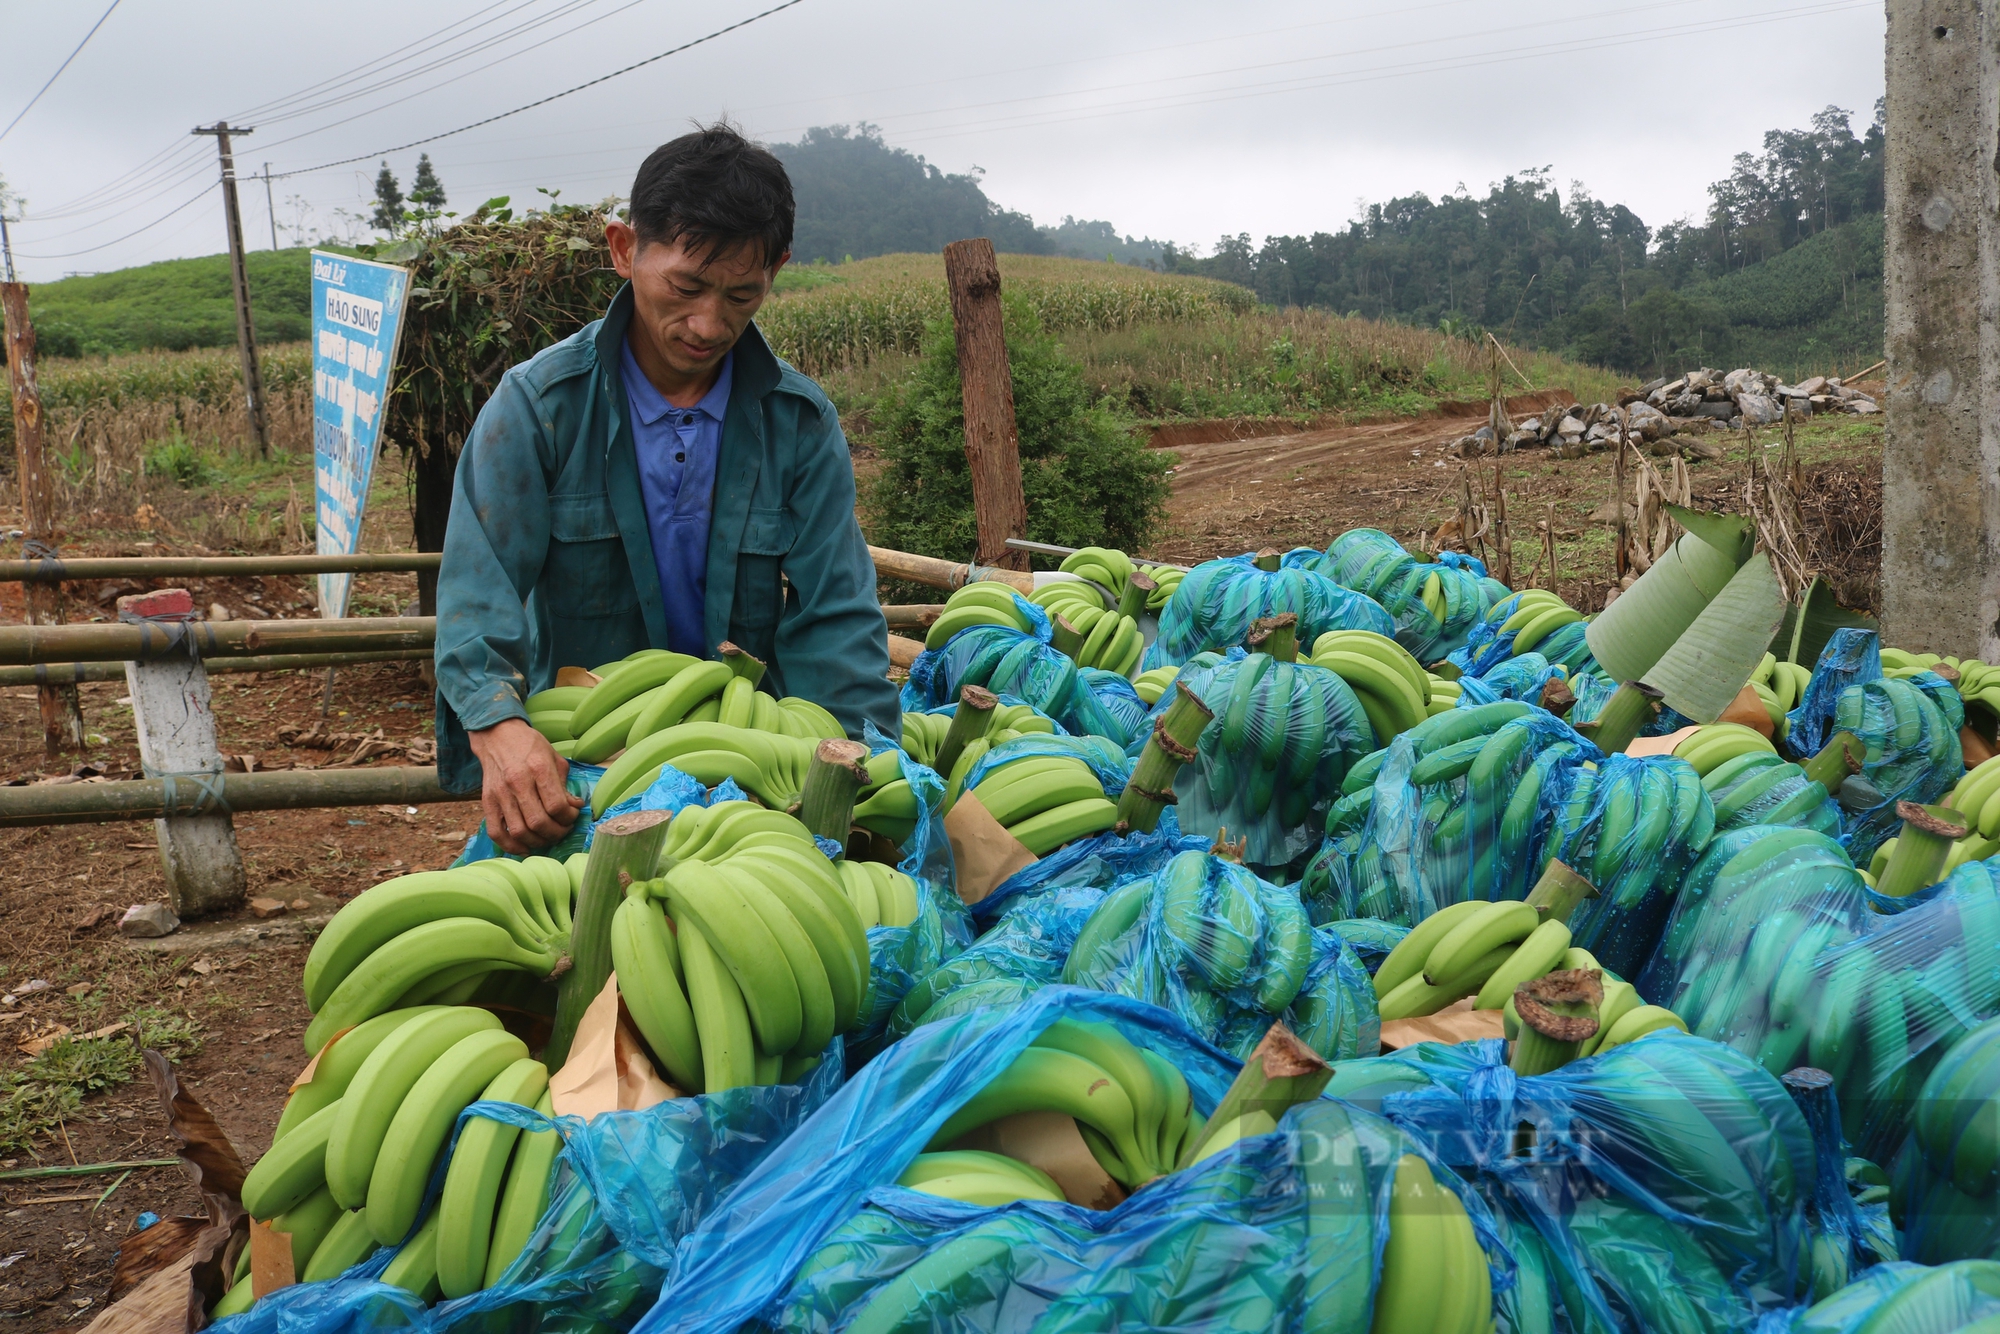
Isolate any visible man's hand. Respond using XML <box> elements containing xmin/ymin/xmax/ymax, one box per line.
<box><xmin>468</xmin><ymin>717</ymin><xmax>586</xmax><ymax>855</ymax></box>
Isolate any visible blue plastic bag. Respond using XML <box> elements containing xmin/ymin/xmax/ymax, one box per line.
<box><xmin>213</xmin><ymin>1059</ymin><xmax>845</xmax><ymax>1334</ymax></box>
<box><xmin>1786</xmin><ymin>627</ymin><xmax>1883</xmax><ymax>761</ymax></box>
<box><xmin>634</xmin><ymin>987</ymin><xmax>1501</xmax><ymax>1334</ymax></box>
<box><xmin>1143</xmin><ymin>554</ymin><xmax>1394</xmax><ymax>670</ymax></box>
<box><xmin>1557</xmin><ymin>752</ymin><xmax>1717</xmax><ymax>980</ymax></box>
<box><xmin>1315</xmin><ymin>529</ymin><xmax>1499</xmax><ymax>661</ymax></box>
<box><xmin>1832</xmin><ymin>673</ymin><xmax>1965</xmax><ymax>866</ymax></box>
<box><xmin>451</xmin><ymin>761</ymin><xmax>607</xmax><ymax>867</ymax></box>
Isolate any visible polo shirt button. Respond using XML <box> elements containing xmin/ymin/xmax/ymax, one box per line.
<box><xmin>675</xmin><ymin>452</ymin><xmax>685</xmax><ymax>462</ymax></box>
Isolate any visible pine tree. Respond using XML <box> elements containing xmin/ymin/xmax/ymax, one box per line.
<box><xmin>409</xmin><ymin>154</ymin><xmax>447</xmax><ymax>210</ymax></box>
<box><xmin>370</xmin><ymin>162</ymin><xmax>405</xmax><ymax>232</ymax></box>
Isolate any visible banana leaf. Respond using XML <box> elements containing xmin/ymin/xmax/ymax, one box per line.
<box><xmin>1786</xmin><ymin>576</ymin><xmax>1880</xmax><ymax>669</ymax></box>
<box><xmin>1641</xmin><ymin>551</ymin><xmax>1788</xmax><ymax>723</ymax></box>
<box><xmin>1585</xmin><ymin>532</ymin><xmax>1741</xmax><ymax>684</ymax></box>
<box><xmin>1663</xmin><ymin>504</ymin><xmax>1756</xmax><ymax>565</ymax></box>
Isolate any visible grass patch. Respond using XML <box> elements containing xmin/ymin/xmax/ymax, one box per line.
<box><xmin>0</xmin><ymin>1008</ymin><xmax>202</xmax><ymax>1156</ymax></box>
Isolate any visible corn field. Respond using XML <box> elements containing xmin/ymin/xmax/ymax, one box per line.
<box><xmin>0</xmin><ymin>343</ymin><xmax>313</xmax><ymax>539</ymax></box>
<box><xmin>760</xmin><ymin>255</ymin><xmax>1256</xmax><ymax>375</ymax></box>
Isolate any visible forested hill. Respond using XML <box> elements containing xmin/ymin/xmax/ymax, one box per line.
<box><xmin>1162</xmin><ymin>104</ymin><xmax>1886</xmax><ymax>379</ymax></box>
<box><xmin>771</xmin><ymin>126</ymin><xmax>1168</xmax><ymax>268</ymax></box>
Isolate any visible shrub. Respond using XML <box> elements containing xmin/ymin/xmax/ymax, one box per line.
<box><xmin>142</xmin><ymin>432</ymin><xmax>218</xmax><ymax>487</ymax></box>
<box><xmin>864</xmin><ymin>300</ymin><xmax>1173</xmax><ymax>564</ymax></box>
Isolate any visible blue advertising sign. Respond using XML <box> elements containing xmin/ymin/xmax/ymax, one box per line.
<box><xmin>310</xmin><ymin>250</ymin><xmax>411</xmax><ymax>619</ymax></box>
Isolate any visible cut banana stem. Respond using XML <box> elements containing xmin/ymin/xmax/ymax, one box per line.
<box><xmin>1173</xmin><ymin>1022</ymin><xmax>1329</xmax><ymax>1171</ymax></box>
<box><xmin>1050</xmin><ymin>614</ymin><xmax>1085</xmax><ymax>660</ymax></box>
<box><xmin>1118</xmin><ymin>682</ymin><xmax>1214</xmax><ymax>834</ymax></box>
<box><xmin>798</xmin><ymin>739</ymin><xmax>872</xmax><ymax>842</ymax></box>
<box><xmin>1117</xmin><ymin>572</ymin><xmax>1154</xmax><ymax>622</ymax></box>
<box><xmin>1246</xmin><ymin>613</ymin><xmax>1298</xmax><ymax>663</ymax></box>
<box><xmin>1524</xmin><ymin>860</ymin><xmax>1599</xmax><ymax>926</ymax></box>
<box><xmin>932</xmin><ymin>685</ymin><xmax>998</xmax><ymax>782</ymax></box>
<box><xmin>1583</xmin><ymin>681</ymin><xmax>1662</xmax><ymax>755</ymax></box>
<box><xmin>717</xmin><ymin>641</ymin><xmax>767</xmax><ymax>685</ymax></box>
<box><xmin>1508</xmin><ymin>969</ymin><xmax>1602</xmax><ymax>1077</ymax></box>
<box><xmin>1875</xmin><ymin>801</ymin><xmax>1970</xmax><ymax>898</ymax></box>
<box><xmin>1802</xmin><ymin>730</ymin><xmax>1866</xmax><ymax>791</ymax></box>
<box><xmin>543</xmin><ymin>808</ymin><xmax>673</xmax><ymax>1070</ymax></box>
<box><xmin>1252</xmin><ymin>548</ymin><xmax>1281</xmax><ymax>572</ymax></box>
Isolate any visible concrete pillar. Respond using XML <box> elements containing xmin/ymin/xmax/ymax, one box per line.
<box><xmin>1881</xmin><ymin>0</ymin><xmax>2000</xmax><ymax>657</ymax></box>
<box><xmin>118</xmin><ymin>588</ymin><xmax>246</xmax><ymax>918</ymax></box>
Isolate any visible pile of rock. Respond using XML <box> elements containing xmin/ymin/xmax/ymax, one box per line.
<box><xmin>1635</xmin><ymin>366</ymin><xmax>1878</xmax><ymax>427</ymax></box>
<box><xmin>1450</xmin><ymin>364</ymin><xmax>1879</xmax><ymax>458</ymax></box>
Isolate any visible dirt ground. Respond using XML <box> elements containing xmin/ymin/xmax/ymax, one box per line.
<box><xmin>0</xmin><ymin>560</ymin><xmax>478</xmax><ymax>1329</ymax></box>
<box><xmin>0</xmin><ymin>396</ymin><xmax>1888</xmax><ymax>1326</ymax></box>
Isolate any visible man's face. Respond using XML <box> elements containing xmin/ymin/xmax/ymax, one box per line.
<box><xmin>607</xmin><ymin>222</ymin><xmax>787</xmax><ymax>381</ymax></box>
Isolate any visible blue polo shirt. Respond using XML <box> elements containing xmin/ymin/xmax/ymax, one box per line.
<box><xmin>620</xmin><ymin>338</ymin><xmax>731</xmax><ymax>657</ymax></box>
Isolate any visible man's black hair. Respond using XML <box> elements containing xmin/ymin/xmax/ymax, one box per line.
<box><xmin>629</xmin><ymin>123</ymin><xmax>793</xmax><ymax>269</ymax></box>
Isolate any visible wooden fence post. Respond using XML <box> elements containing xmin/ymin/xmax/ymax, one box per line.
<box><xmin>1</xmin><ymin>282</ymin><xmax>86</xmax><ymax>753</ymax></box>
<box><xmin>942</xmin><ymin>238</ymin><xmax>1030</xmax><ymax>571</ymax></box>
<box><xmin>117</xmin><ymin>589</ymin><xmax>246</xmax><ymax>918</ymax></box>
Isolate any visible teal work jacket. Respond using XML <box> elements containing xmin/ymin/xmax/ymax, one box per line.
<box><xmin>433</xmin><ymin>284</ymin><xmax>900</xmax><ymax>792</ymax></box>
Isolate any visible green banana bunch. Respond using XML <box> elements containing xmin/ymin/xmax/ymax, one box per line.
<box><xmin>587</xmin><ymin>718</ymin><xmax>816</xmax><ymax>814</ymax></box>
<box><xmin>1060</xmin><ymin>602</ymin><xmax>1147</xmax><ymax>678</ymax></box>
<box><xmin>835</xmin><ymin>858</ymin><xmax>923</xmax><ymax>929</ymax></box>
<box><xmin>1059</xmin><ymin>545</ymin><xmax>1136</xmax><ymax>595</ymax></box>
<box><xmin>926</xmin><ymin>582</ymin><xmax>1037</xmax><ymax>649</ymax></box>
<box><xmin>963</xmin><ymin>751</ymin><xmax>1118</xmax><ymax>855</ymax></box>
<box><xmin>926</xmin><ymin>1019</ymin><xmax>1194</xmax><ymax>1188</ymax></box>
<box><xmin>1308</xmin><ymin>629</ymin><xmax>1431</xmax><ymax>744</ymax></box>
<box><xmin>1944</xmin><ymin>754</ymin><xmax>2000</xmax><ymax>846</ymax></box>
<box><xmin>1133</xmin><ymin>665</ymin><xmax>1180</xmax><ymax>706</ymax></box>
<box><xmin>544</xmin><ymin>653</ymin><xmax>842</xmax><ymax>760</ymax></box>
<box><xmin>1140</xmin><ymin>564</ymin><xmax>1185</xmax><ymax>611</ymax></box>
<box><xmin>1424</xmin><ymin>672</ymin><xmax>1462</xmax><ymax>716</ymax></box>
<box><xmin>895</xmin><ymin>1150</ymin><xmax>1066</xmax><ymax>1206</ymax></box>
<box><xmin>1480</xmin><ymin>587</ymin><xmax>1582</xmax><ymax>653</ymax></box>
<box><xmin>634</xmin><ymin>832</ymin><xmax>873</xmax><ymax>1094</ymax></box>
<box><xmin>1703</xmin><ymin>751</ymin><xmax>1839</xmax><ymax>837</ymax></box>
<box><xmin>1369</xmin><ymin>1154</ymin><xmax>1493</xmax><ymax>1334</ymax></box>
<box><xmin>1030</xmin><ymin>578</ymin><xmax>1109</xmax><ymax>620</ymax></box>
<box><xmin>300</xmin><ymin>861</ymin><xmax>568</xmax><ymax>1053</ymax></box>
<box><xmin>1152</xmin><ymin>849</ymin><xmax>1313</xmax><ymax>1010</ymax></box>
<box><xmin>1672</xmin><ymin>721</ymin><xmax>1778</xmax><ymax>777</ymax></box>
<box><xmin>1374</xmin><ymin>900</ymin><xmax>1552</xmax><ymax>1020</ymax></box>
<box><xmin>1913</xmin><ymin>1014</ymin><xmax>2000</xmax><ymax>1200</ymax></box>
<box><xmin>896</xmin><ymin>710</ymin><xmax>951</xmax><ymax>767</ymax></box>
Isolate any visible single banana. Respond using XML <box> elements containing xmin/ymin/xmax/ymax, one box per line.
<box><xmin>1472</xmin><ymin>918</ymin><xmax>1572</xmax><ymax>1011</ymax></box>
<box><xmin>930</xmin><ymin>1046</ymin><xmax>1150</xmax><ymax>1188</ymax></box>
<box><xmin>677</xmin><ymin>912</ymin><xmax>758</xmax><ymax>1091</ymax></box>
<box><xmin>1423</xmin><ymin>900</ymin><xmax>1539</xmax><ymax>988</ymax></box>
<box><xmin>243</xmin><ymin>1098</ymin><xmax>342</xmax><ymax>1219</ymax></box>
<box><xmin>435</xmin><ymin>1056</ymin><xmax>550</xmax><ymax>1298</ymax></box>
<box><xmin>566</xmin><ymin>653</ymin><xmax>697</xmax><ymax>739</ymax></box>
<box><xmin>378</xmin><ymin>1207</ymin><xmax>443</xmax><ymax>1300</ymax></box>
<box><xmin>274</xmin><ymin>1008</ymin><xmax>441</xmax><ymax>1142</ymax></box>
<box><xmin>300</xmin><ymin>1207</ymin><xmax>379</xmax><ymax>1283</ymax></box>
<box><xmin>714</xmin><ymin>863</ymin><xmax>836</xmax><ymax>1057</ymax></box>
<box><xmin>1006</xmin><ymin>797</ymin><xmax>1120</xmax><ymax>855</ymax></box>
<box><xmin>482</xmin><ymin>1089</ymin><xmax>560</xmax><ymax>1289</ymax></box>
<box><xmin>610</xmin><ymin>895</ymin><xmax>705</xmax><ymax>1092</ymax></box>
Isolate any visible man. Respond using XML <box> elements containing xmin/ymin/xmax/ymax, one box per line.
<box><xmin>433</xmin><ymin>124</ymin><xmax>899</xmax><ymax>853</ymax></box>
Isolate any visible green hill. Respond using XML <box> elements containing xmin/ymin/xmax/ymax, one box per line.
<box><xmin>25</xmin><ymin>248</ymin><xmax>315</xmax><ymax>358</ymax></box>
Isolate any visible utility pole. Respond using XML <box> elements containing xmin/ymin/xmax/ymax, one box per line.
<box><xmin>1</xmin><ymin>283</ymin><xmax>88</xmax><ymax>754</ymax></box>
<box><xmin>1880</xmin><ymin>3</ymin><xmax>2000</xmax><ymax>658</ymax></box>
<box><xmin>0</xmin><ymin>214</ymin><xmax>15</xmax><ymax>283</ymax></box>
<box><xmin>262</xmin><ymin>163</ymin><xmax>278</xmax><ymax>250</ymax></box>
<box><xmin>191</xmin><ymin>122</ymin><xmax>269</xmax><ymax>456</ymax></box>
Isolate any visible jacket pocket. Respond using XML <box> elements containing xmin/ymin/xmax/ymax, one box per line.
<box><xmin>741</xmin><ymin>506</ymin><xmax>796</xmax><ymax>556</ymax></box>
<box><xmin>544</xmin><ymin>492</ymin><xmax>639</xmax><ymax>618</ymax></box>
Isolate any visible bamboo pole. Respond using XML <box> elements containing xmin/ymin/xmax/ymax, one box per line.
<box><xmin>0</xmin><ymin>765</ymin><xmax>474</xmax><ymax>827</ymax></box>
<box><xmin>868</xmin><ymin>545</ymin><xmax>1034</xmax><ymax>594</ymax></box>
<box><xmin>0</xmin><ymin>649</ymin><xmax>428</xmax><ymax>687</ymax></box>
<box><xmin>882</xmin><ymin>605</ymin><xmax>947</xmax><ymax>630</ymax></box>
<box><xmin>0</xmin><ymin>553</ymin><xmax>442</xmax><ymax>583</ymax></box>
<box><xmin>0</xmin><ymin>616</ymin><xmax>434</xmax><ymax>666</ymax></box>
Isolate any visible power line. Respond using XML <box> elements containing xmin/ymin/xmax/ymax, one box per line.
<box><xmin>0</xmin><ymin>0</ymin><xmax>123</xmax><ymax>143</ymax></box>
<box><xmin>12</xmin><ymin>182</ymin><xmax>215</xmax><ymax>260</ymax></box>
<box><xmin>266</xmin><ymin>0</ymin><xmax>811</xmax><ymax>180</ymax></box>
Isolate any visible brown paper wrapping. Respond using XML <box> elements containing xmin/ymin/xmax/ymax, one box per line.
<box><xmin>1624</xmin><ymin>724</ymin><xmax>1700</xmax><ymax>759</ymax></box>
<box><xmin>943</xmin><ymin>792</ymin><xmax>1039</xmax><ymax>907</ymax></box>
<box><xmin>1716</xmin><ymin>684</ymin><xmax>1777</xmax><ymax>737</ymax></box>
<box><xmin>940</xmin><ymin>1110</ymin><xmax>1127</xmax><ymax>1210</ymax></box>
<box><xmin>549</xmin><ymin>973</ymin><xmax>680</xmax><ymax>1119</ymax></box>
<box><xmin>247</xmin><ymin>1218</ymin><xmax>295</xmax><ymax>1300</ymax></box>
<box><xmin>1378</xmin><ymin>996</ymin><xmax>1508</xmax><ymax>1051</ymax></box>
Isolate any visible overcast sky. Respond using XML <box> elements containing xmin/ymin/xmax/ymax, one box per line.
<box><xmin>0</xmin><ymin>0</ymin><xmax>1885</xmax><ymax>283</ymax></box>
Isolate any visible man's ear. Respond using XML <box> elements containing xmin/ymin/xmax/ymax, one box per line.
<box><xmin>606</xmin><ymin>220</ymin><xmax>638</xmax><ymax>278</ymax></box>
<box><xmin>767</xmin><ymin>248</ymin><xmax>792</xmax><ymax>279</ymax></box>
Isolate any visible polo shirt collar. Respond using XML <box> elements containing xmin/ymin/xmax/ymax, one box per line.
<box><xmin>619</xmin><ymin>338</ymin><xmax>733</xmax><ymax>427</ymax></box>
